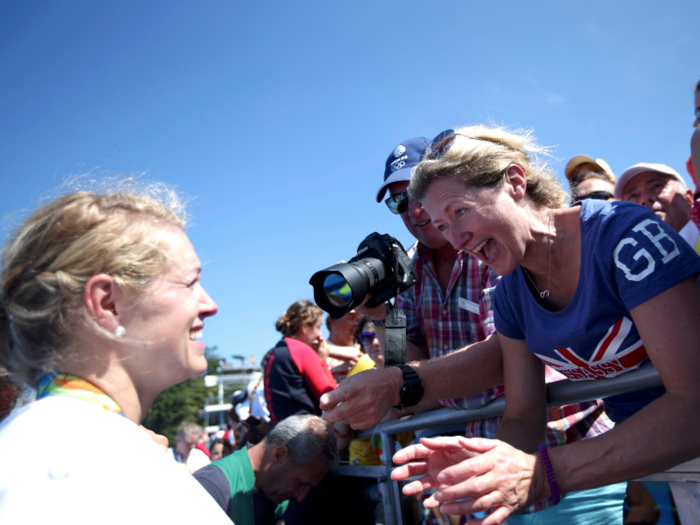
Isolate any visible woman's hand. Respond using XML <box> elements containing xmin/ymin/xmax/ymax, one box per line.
<box><xmin>391</xmin><ymin>436</ymin><xmax>479</xmax><ymax>494</ymax></box>
<box><xmin>312</xmin><ymin>335</ymin><xmax>330</xmax><ymax>361</ymax></box>
<box><xmin>392</xmin><ymin>437</ymin><xmax>546</xmax><ymax>525</ymax></box>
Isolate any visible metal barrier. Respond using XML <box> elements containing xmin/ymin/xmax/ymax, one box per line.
<box><xmin>333</xmin><ymin>363</ymin><xmax>700</xmax><ymax>525</ymax></box>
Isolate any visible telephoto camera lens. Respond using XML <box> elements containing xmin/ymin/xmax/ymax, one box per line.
<box><xmin>312</xmin><ymin>258</ymin><xmax>386</xmax><ymax>317</ymax></box>
<box><xmin>310</xmin><ymin>233</ymin><xmax>415</xmax><ymax>319</ymax></box>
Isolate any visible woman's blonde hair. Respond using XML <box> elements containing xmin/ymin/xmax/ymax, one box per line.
<box><xmin>0</xmin><ymin>180</ymin><xmax>189</xmax><ymax>388</ymax></box>
<box><xmin>275</xmin><ymin>300</ymin><xmax>323</xmax><ymax>338</ymax></box>
<box><xmin>409</xmin><ymin>124</ymin><xmax>567</xmax><ymax>210</ymax></box>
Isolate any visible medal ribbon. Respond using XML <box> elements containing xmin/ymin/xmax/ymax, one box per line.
<box><xmin>37</xmin><ymin>372</ymin><xmax>124</xmax><ymax>416</ymax></box>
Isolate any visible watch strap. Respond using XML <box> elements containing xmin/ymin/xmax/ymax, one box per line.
<box><xmin>397</xmin><ymin>364</ymin><xmax>419</xmax><ymax>383</ymax></box>
<box><xmin>393</xmin><ymin>365</ymin><xmax>422</xmax><ymax>409</ymax></box>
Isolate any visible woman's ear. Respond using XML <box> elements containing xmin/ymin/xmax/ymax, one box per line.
<box><xmin>84</xmin><ymin>274</ymin><xmax>120</xmax><ymax>331</ymax></box>
<box><xmin>504</xmin><ymin>164</ymin><xmax>528</xmax><ymax>201</ymax></box>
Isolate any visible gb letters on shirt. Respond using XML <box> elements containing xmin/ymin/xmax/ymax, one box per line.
<box><xmin>495</xmin><ymin>201</ymin><xmax>700</xmax><ymax>386</ymax></box>
<box><xmin>613</xmin><ymin>218</ymin><xmax>680</xmax><ymax>282</ymax></box>
<box><xmin>540</xmin><ymin>215</ymin><xmax>683</xmax><ymax>381</ymax></box>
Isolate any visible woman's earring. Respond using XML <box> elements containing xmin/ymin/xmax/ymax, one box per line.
<box><xmin>115</xmin><ymin>325</ymin><xmax>126</xmax><ymax>337</ymax></box>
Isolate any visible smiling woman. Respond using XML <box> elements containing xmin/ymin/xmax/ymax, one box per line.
<box><xmin>0</xmin><ymin>180</ymin><xmax>230</xmax><ymax>523</ymax></box>
<box><xmin>389</xmin><ymin>124</ymin><xmax>700</xmax><ymax>524</ymax></box>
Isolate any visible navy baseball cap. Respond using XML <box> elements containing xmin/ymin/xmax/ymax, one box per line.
<box><xmin>375</xmin><ymin>136</ymin><xmax>429</xmax><ymax>203</ymax></box>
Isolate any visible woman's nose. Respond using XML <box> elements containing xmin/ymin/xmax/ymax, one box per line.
<box><xmin>199</xmin><ymin>287</ymin><xmax>219</xmax><ymax>318</ymax></box>
<box><xmin>445</xmin><ymin>228</ymin><xmax>467</xmax><ymax>251</ymax></box>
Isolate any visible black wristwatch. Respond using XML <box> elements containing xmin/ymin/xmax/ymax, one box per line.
<box><xmin>393</xmin><ymin>365</ymin><xmax>424</xmax><ymax>409</ymax></box>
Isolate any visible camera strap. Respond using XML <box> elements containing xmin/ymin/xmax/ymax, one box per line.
<box><xmin>384</xmin><ymin>302</ymin><xmax>407</xmax><ymax>367</ymax></box>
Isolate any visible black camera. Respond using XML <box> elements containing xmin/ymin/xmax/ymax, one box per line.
<box><xmin>309</xmin><ymin>233</ymin><xmax>417</xmax><ymax>319</ymax></box>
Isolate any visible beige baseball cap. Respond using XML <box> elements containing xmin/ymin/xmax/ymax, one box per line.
<box><xmin>565</xmin><ymin>155</ymin><xmax>616</xmax><ymax>183</ymax></box>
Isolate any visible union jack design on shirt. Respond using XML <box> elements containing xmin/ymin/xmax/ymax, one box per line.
<box><xmin>535</xmin><ymin>317</ymin><xmax>649</xmax><ymax>381</ymax></box>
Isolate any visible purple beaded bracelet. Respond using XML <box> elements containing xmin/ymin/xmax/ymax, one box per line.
<box><xmin>537</xmin><ymin>444</ymin><xmax>561</xmax><ymax>505</ymax></box>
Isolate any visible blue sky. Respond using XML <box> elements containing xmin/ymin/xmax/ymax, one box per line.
<box><xmin>1</xmin><ymin>0</ymin><xmax>698</xmax><ymax>366</ymax></box>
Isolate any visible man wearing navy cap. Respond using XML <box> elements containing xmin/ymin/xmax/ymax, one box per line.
<box><xmin>367</xmin><ymin>137</ymin><xmax>504</xmax><ymax>436</ymax></box>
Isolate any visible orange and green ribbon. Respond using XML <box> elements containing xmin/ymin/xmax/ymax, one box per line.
<box><xmin>37</xmin><ymin>373</ymin><xmax>124</xmax><ymax>416</ymax></box>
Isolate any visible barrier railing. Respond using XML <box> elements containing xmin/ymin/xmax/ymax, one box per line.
<box><xmin>333</xmin><ymin>364</ymin><xmax>700</xmax><ymax>525</ymax></box>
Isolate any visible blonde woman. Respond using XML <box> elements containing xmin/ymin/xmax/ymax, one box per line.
<box><xmin>0</xmin><ymin>183</ymin><xmax>230</xmax><ymax>523</ymax></box>
<box><xmin>391</xmin><ymin>125</ymin><xmax>700</xmax><ymax>524</ymax></box>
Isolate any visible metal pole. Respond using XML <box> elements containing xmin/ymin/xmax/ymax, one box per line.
<box><xmin>381</xmin><ymin>430</ymin><xmax>401</xmax><ymax>525</ymax></box>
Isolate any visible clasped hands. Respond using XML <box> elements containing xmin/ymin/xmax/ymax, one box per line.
<box><xmin>391</xmin><ymin>436</ymin><xmax>548</xmax><ymax>525</ymax></box>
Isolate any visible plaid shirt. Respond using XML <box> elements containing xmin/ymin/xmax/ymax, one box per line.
<box><xmin>398</xmin><ymin>243</ymin><xmax>613</xmax><ymax>513</ymax></box>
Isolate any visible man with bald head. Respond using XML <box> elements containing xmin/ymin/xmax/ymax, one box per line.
<box><xmin>615</xmin><ymin>163</ymin><xmax>699</xmax><ymax>251</ymax></box>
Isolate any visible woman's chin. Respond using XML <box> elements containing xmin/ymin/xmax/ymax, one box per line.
<box><xmin>192</xmin><ymin>356</ymin><xmax>209</xmax><ymax>376</ymax></box>
<box><xmin>484</xmin><ymin>246</ymin><xmax>519</xmax><ymax>276</ymax></box>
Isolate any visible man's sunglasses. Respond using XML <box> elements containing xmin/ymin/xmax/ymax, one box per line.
<box><xmin>385</xmin><ymin>192</ymin><xmax>409</xmax><ymax>214</ymax></box>
<box><xmin>359</xmin><ymin>333</ymin><xmax>377</xmax><ymax>346</ymax></box>
<box><xmin>695</xmin><ymin>106</ymin><xmax>700</xmax><ymax>120</ymax></box>
<box><xmin>570</xmin><ymin>191</ymin><xmax>614</xmax><ymax>205</ymax></box>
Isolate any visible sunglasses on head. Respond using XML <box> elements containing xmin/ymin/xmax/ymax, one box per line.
<box><xmin>424</xmin><ymin>129</ymin><xmax>516</xmax><ymax>162</ymax></box>
<box><xmin>570</xmin><ymin>190</ymin><xmax>614</xmax><ymax>205</ymax></box>
<box><xmin>424</xmin><ymin>129</ymin><xmax>459</xmax><ymax>161</ymax></box>
<box><xmin>358</xmin><ymin>333</ymin><xmax>376</xmax><ymax>346</ymax></box>
<box><xmin>385</xmin><ymin>192</ymin><xmax>409</xmax><ymax>214</ymax></box>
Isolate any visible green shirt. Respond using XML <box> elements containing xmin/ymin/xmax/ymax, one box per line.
<box><xmin>213</xmin><ymin>448</ymin><xmax>288</xmax><ymax>525</ymax></box>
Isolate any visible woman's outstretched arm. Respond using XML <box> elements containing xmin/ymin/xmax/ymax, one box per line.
<box><xmin>393</xmin><ymin>278</ymin><xmax>700</xmax><ymax>524</ymax></box>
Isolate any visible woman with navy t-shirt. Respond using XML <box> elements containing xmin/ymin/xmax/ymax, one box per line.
<box><xmin>390</xmin><ymin>125</ymin><xmax>700</xmax><ymax>524</ymax></box>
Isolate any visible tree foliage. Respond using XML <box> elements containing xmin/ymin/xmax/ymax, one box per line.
<box><xmin>142</xmin><ymin>346</ymin><xmax>220</xmax><ymax>446</ymax></box>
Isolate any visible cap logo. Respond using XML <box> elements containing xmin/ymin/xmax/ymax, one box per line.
<box><xmin>390</xmin><ymin>155</ymin><xmax>408</xmax><ymax>172</ymax></box>
<box><xmin>394</xmin><ymin>145</ymin><xmax>406</xmax><ymax>158</ymax></box>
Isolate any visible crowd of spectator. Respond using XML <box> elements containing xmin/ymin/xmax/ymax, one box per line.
<box><xmin>0</xmin><ymin>80</ymin><xmax>699</xmax><ymax>525</ymax></box>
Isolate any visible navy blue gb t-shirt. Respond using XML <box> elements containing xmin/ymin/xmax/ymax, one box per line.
<box><xmin>494</xmin><ymin>199</ymin><xmax>700</xmax><ymax>423</ymax></box>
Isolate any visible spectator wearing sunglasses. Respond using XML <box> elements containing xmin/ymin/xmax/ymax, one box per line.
<box><xmin>564</xmin><ymin>155</ymin><xmax>616</xmax><ymax>205</ymax></box>
<box><xmin>615</xmin><ymin>163</ymin><xmax>699</xmax><ymax>253</ymax></box>
<box><xmin>370</xmin><ymin>136</ymin><xmax>505</xmax><ymax>443</ymax></box>
<box><xmin>356</xmin><ymin>317</ymin><xmax>382</xmax><ymax>368</ymax></box>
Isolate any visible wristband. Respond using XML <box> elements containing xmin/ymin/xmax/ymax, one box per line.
<box><xmin>369</xmin><ymin>303</ymin><xmax>391</xmax><ymax>327</ymax></box>
<box><xmin>332</xmin><ymin>424</ymin><xmax>351</xmax><ymax>439</ymax></box>
<box><xmin>537</xmin><ymin>444</ymin><xmax>561</xmax><ymax>505</ymax></box>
